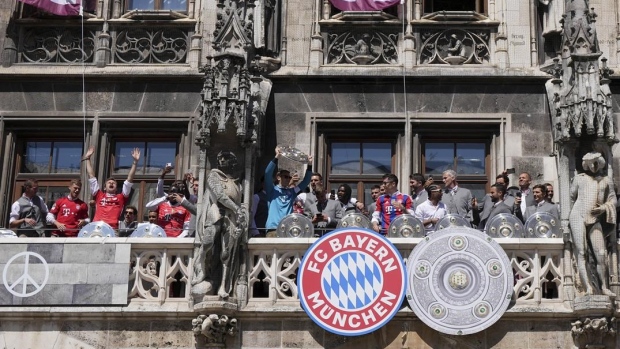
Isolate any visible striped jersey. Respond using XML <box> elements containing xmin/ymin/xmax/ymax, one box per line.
<box><xmin>372</xmin><ymin>191</ymin><xmax>413</xmax><ymax>233</ymax></box>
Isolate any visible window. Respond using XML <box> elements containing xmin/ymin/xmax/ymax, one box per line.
<box><xmin>423</xmin><ymin>141</ymin><xmax>490</xmax><ymax>200</ymax></box>
<box><xmin>11</xmin><ymin>140</ymin><xmax>85</xmax><ymax>217</ymax></box>
<box><xmin>126</xmin><ymin>0</ymin><xmax>187</xmax><ymax>12</ymax></box>
<box><xmin>21</xmin><ymin>141</ymin><xmax>83</xmax><ymax>174</ymax></box>
<box><xmin>327</xmin><ymin>141</ymin><xmax>394</xmax><ymax>204</ymax></box>
<box><xmin>113</xmin><ymin>141</ymin><xmax>177</xmax><ymax>175</ymax></box>
<box><xmin>111</xmin><ymin>140</ymin><xmax>179</xmax><ymax>220</ymax></box>
<box><xmin>423</xmin><ymin>0</ymin><xmax>486</xmax><ymax>14</ymax></box>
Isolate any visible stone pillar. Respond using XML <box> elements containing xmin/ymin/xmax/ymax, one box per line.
<box><xmin>1</xmin><ymin>33</ymin><xmax>17</xmax><ymax>67</ymax></box>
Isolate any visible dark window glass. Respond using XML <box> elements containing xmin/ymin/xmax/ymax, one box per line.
<box><xmin>331</xmin><ymin>142</ymin><xmax>391</xmax><ymax>175</ymax></box>
<box><xmin>22</xmin><ymin>141</ymin><xmax>82</xmax><ymax>174</ymax></box>
<box><xmin>114</xmin><ymin>141</ymin><xmax>177</xmax><ymax>175</ymax></box>
<box><xmin>327</xmin><ymin>140</ymin><xmax>393</xmax><ymax>204</ymax></box>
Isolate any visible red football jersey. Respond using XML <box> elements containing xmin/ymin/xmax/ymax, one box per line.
<box><xmin>93</xmin><ymin>191</ymin><xmax>127</xmax><ymax>229</ymax></box>
<box><xmin>156</xmin><ymin>201</ymin><xmax>191</xmax><ymax>237</ymax></box>
<box><xmin>50</xmin><ymin>196</ymin><xmax>89</xmax><ymax>237</ymax></box>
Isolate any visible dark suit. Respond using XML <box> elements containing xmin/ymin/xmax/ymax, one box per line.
<box><xmin>304</xmin><ymin>198</ymin><xmax>343</xmax><ymax>229</ymax></box>
<box><xmin>517</xmin><ymin>201</ymin><xmax>560</xmax><ymax>223</ymax></box>
<box><xmin>473</xmin><ymin>200</ymin><xmax>512</xmax><ymax>230</ymax></box>
<box><xmin>412</xmin><ymin>189</ymin><xmax>428</xmax><ymax>210</ymax></box>
<box><xmin>441</xmin><ymin>186</ymin><xmax>472</xmax><ymax>218</ymax></box>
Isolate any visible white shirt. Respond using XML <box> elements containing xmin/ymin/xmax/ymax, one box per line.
<box><xmin>9</xmin><ymin>194</ymin><xmax>54</xmax><ymax>224</ymax></box>
<box><xmin>414</xmin><ymin>199</ymin><xmax>447</xmax><ymax>234</ymax></box>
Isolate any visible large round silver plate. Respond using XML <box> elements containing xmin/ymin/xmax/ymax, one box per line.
<box><xmin>336</xmin><ymin>212</ymin><xmax>371</xmax><ymax>229</ymax></box>
<box><xmin>524</xmin><ymin>212</ymin><xmax>560</xmax><ymax>238</ymax></box>
<box><xmin>130</xmin><ymin>223</ymin><xmax>167</xmax><ymax>238</ymax></box>
<box><xmin>278</xmin><ymin>145</ymin><xmax>309</xmax><ymax>163</ymax></box>
<box><xmin>485</xmin><ymin>213</ymin><xmax>523</xmax><ymax>238</ymax></box>
<box><xmin>0</xmin><ymin>229</ymin><xmax>17</xmax><ymax>238</ymax></box>
<box><xmin>277</xmin><ymin>213</ymin><xmax>314</xmax><ymax>238</ymax></box>
<box><xmin>388</xmin><ymin>214</ymin><xmax>425</xmax><ymax>238</ymax></box>
<box><xmin>406</xmin><ymin>227</ymin><xmax>513</xmax><ymax>335</ymax></box>
<box><xmin>436</xmin><ymin>214</ymin><xmax>471</xmax><ymax>231</ymax></box>
<box><xmin>78</xmin><ymin>221</ymin><xmax>116</xmax><ymax>238</ymax></box>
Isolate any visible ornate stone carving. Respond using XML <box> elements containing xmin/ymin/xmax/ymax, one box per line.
<box><xmin>544</xmin><ymin>2</ymin><xmax>616</xmax><ymax>142</ymax></box>
<box><xmin>419</xmin><ymin>29</ymin><xmax>490</xmax><ymax>65</ymax></box>
<box><xmin>128</xmin><ymin>248</ymin><xmax>191</xmax><ymax>301</ymax></box>
<box><xmin>197</xmin><ymin>56</ymin><xmax>262</xmax><ymax>147</ymax></box>
<box><xmin>193</xmin><ymin>151</ymin><xmax>248</xmax><ymax>301</ymax></box>
<box><xmin>20</xmin><ymin>27</ymin><xmax>96</xmax><ymax>63</ymax></box>
<box><xmin>571</xmin><ymin>317</ymin><xmax>616</xmax><ymax>349</ymax></box>
<box><xmin>570</xmin><ymin>152</ymin><xmax>617</xmax><ymax>296</ymax></box>
<box><xmin>326</xmin><ymin>30</ymin><xmax>398</xmax><ymax>65</ymax></box>
<box><xmin>192</xmin><ymin>314</ymin><xmax>238</xmax><ymax>347</ymax></box>
<box><xmin>212</xmin><ymin>0</ymin><xmax>255</xmax><ymax>55</ymax></box>
<box><xmin>113</xmin><ymin>27</ymin><xmax>188</xmax><ymax>64</ymax></box>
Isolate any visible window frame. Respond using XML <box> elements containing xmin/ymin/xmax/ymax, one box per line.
<box><xmin>124</xmin><ymin>0</ymin><xmax>189</xmax><ymax>14</ymax></box>
<box><xmin>420</xmin><ymin>129</ymin><xmax>494</xmax><ymax>200</ymax></box>
<box><xmin>108</xmin><ymin>138</ymin><xmax>181</xmax><ymax>221</ymax></box>
<box><xmin>325</xmin><ymin>138</ymin><xmax>396</xmax><ymax>204</ymax></box>
<box><xmin>422</xmin><ymin>0</ymin><xmax>487</xmax><ymax>15</ymax></box>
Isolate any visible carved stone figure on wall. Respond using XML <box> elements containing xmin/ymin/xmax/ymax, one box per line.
<box><xmin>447</xmin><ymin>34</ymin><xmax>465</xmax><ymax>57</ymax></box>
<box><xmin>570</xmin><ymin>152</ymin><xmax>617</xmax><ymax>296</ymax></box>
<box><xmin>192</xmin><ymin>151</ymin><xmax>247</xmax><ymax>300</ymax></box>
<box><xmin>192</xmin><ymin>314</ymin><xmax>238</xmax><ymax>345</ymax></box>
<box><xmin>539</xmin><ymin>0</ymin><xmax>563</xmax><ymax>37</ymax></box>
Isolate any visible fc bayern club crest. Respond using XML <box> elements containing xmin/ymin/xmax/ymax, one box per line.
<box><xmin>298</xmin><ymin>228</ymin><xmax>407</xmax><ymax>336</ymax></box>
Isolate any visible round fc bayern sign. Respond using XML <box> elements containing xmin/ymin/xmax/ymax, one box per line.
<box><xmin>299</xmin><ymin>228</ymin><xmax>407</xmax><ymax>336</ymax></box>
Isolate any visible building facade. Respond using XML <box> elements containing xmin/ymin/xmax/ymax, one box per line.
<box><xmin>1</xmin><ymin>0</ymin><xmax>620</xmax><ymax>348</ymax></box>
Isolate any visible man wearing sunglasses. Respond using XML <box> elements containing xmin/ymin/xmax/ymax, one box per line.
<box><xmin>118</xmin><ymin>205</ymin><xmax>139</xmax><ymax>237</ymax></box>
<box><xmin>264</xmin><ymin>146</ymin><xmax>313</xmax><ymax>237</ymax></box>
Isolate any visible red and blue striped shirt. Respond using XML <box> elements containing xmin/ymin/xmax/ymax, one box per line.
<box><xmin>371</xmin><ymin>191</ymin><xmax>413</xmax><ymax>233</ymax></box>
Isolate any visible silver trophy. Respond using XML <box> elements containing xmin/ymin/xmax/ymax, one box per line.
<box><xmin>485</xmin><ymin>213</ymin><xmax>523</xmax><ymax>238</ymax></box>
<box><xmin>435</xmin><ymin>214</ymin><xmax>471</xmax><ymax>231</ymax></box>
<box><xmin>388</xmin><ymin>214</ymin><xmax>425</xmax><ymax>238</ymax></box>
<box><xmin>524</xmin><ymin>212</ymin><xmax>560</xmax><ymax>238</ymax></box>
<box><xmin>277</xmin><ymin>145</ymin><xmax>310</xmax><ymax>163</ymax></box>
<box><xmin>78</xmin><ymin>221</ymin><xmax>116</xmax><ymax>238</ymax></box>
<box><xmin>277</xmin><ymin>213</ymin><xmax>314</xmax><ymax>238</ymax></box>
<box><xmin>130</xmin><ymin>223</ymin><xmax>167</xmax><ymax>238</ymax></box>
<box><xmin>337</xmin><ymin>212</ymin><xmax>371</xmax><ymax>229</ymax></box>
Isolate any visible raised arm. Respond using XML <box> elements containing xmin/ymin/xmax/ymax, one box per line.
<box><xmin>156</xmin><ymin>165</ymin><xmax>173</xmax><ymax>197</ymax></box>
<box><xmin>127</xmin><ymin>148</ymin><xmax>141</xmax><ymax>183</ymax></box>
<box><xmin>82</xmin><ymin>146</ymin><xmax>96</xmax><ymax>179</ymax></box>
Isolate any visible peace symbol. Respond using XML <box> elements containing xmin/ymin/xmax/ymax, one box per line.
<box><xmin>2</xmin><ymin>252</ymin><xmax>49</xmax><ymax>297</ymax></box>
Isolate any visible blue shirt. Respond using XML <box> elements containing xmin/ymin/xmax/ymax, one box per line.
<box><xmin>264</xmin><ymin>159</ymin><xmax>312</xmax><ymax>229</ymax></box>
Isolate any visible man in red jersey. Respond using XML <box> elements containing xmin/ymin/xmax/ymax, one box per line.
<box><xmin>145</xmin><ymin>180</ymin><xmax>192</xmax><ymax>237</ymax></box>
<box><xmin>49</xmin><ymin>179</ymin><xmax>90</xmax><ymax>237</ymax></box>
<box><xmin>83</xmin><ymin>146</ymin><xmax>140</xmax><ymax>230</ymax></box>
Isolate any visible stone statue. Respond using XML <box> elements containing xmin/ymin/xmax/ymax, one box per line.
<box><xmin>570</xmin><ymin>152</ymin><xmax>617</xmax><ymax>296</ymax></box>
<box><xmin>447</xmin><ymin>34</ymin><xmax>465</xmax><ymax>57</ymax></box>
<box><xmin>539</xmin><ymin>0</ymin><xmax>563</xmax><ymax>37</ymax></box>
<box><xmin>192</xmin><ymin>151</ymin><xmax>247</xmax><ymax>300</ymax></box>
<box><xmin>571</xmin><ymin>317</ymin><xmax>616</xmax><ymax>349</ymax></box>
<box><xmin>192</xmin><ymin>314</ymin><xmax>238</xmax><ymax>344</ymax></box>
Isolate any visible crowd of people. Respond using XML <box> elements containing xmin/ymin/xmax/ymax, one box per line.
<box><xmin>7</xmin><ymin>145</ymin><xmax>561</xmax><ymax>238</ymax></box>
<box><xmin>8</xmin><ymin>146</ymin><xmax>198</xmax><ymax>238</ymax></box>
<box><xmin>251</xmin><ymin>147</ymin><xmax>562</xmax><ymax>236</ymax></box>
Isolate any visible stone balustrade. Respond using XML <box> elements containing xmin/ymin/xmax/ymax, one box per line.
<box><xmin>246</xmin><ymin>237</ymin><xmax>568</xmax><ymax>311</ymax></box>
<box><xmin>0</xmin><ymin>236</ymin><xmax>568</xmax><ymax>311</ymax></box>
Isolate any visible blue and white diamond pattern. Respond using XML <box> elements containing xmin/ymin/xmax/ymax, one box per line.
<box><xmin>322</xmin><ymin>252</ymin><xmax>382</xmax><ymax>310</ymax></box>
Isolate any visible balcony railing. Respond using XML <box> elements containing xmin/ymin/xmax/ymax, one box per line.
<box><xmin>245</xmin><ymin>237</ymin><xmax>567</xmax><ymax>309</ymax></box>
